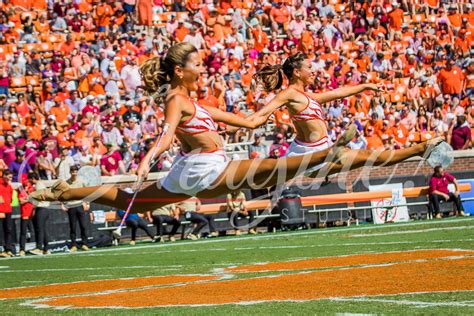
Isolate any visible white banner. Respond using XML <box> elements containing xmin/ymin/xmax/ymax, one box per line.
<box><xmin>369</xmin><ymin>183</ymin><xmax>410</xmax><ymax>224</ymax></box>
<box><xmin>91</xmin><ymin>211</ymin><xmax>106</xmax><ymax>224</ymax></box>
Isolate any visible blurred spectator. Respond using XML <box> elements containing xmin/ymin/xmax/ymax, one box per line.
<box><xmin>177</xmin><ymin>198</ymin><xmax>218</xmax><ymax>240</ymax></box>
<box><xmin>100</xmin><ymin>144</ymin><xmax>126</xmax><ymax>176</ymax></box>
<box><xmin>390</xmin><ymin>116</ymin><xmax>410</xmax><ymax>148</ymax></box>
<box><xmin>224</xmin><ymin>78</ymin><xmax>244</xmax><ymax>112</ymax></box>
<box><xmin>269</xmin><ymin>133</ymin><xmax>289</xmax><ymax>157</ymax></box>
<box><xmin>116</xmin><ymin>209</ymin><xmax>155</xmax><ymax>246</ymax></box>
<box><xmin>226</xmin><ymin>190</ymin><xmax>256</xmax><ymax>235</ymax></box>
<box><xmin>54</xmin><ymin>147</ymin><xmax>75</xmax><ymax>180</ymax></box>
<box><xmin>438</xmin><ymin>59</ymin><xmax>464</xmax><ymax>97</ymax></box>
<box><xmin>64</xmin><ymin>166</ymin><xmax>91</xmax><ymax>252</ymax></box>
<box><xmin>428</xmin><ymin>166</ymin><xmax>466</xmax><ymax>219</ymax></box>
<box><xmin>123</xmin><ymin>117</ymin><xmax>142</xmax><ymax>151</ymax></box>
<box><xmin>9</xmin><ymin>150</ymin><xmax>32</xmax><ymax>182</ymax></box>
<box><xmin>248</xmin><ymin>132</ymin><xmax>269</xmax><ymax>158</ymax></box>
<box><xmin>270</xmin><ymin>1</ymin><xmax>290</xmax><ymax>33</ymax></box>
<box><xmin>0</xmin><ymin>135</ymin><xmax>16</xmax><ymax>167</ymax></box>
<box><xmin>29</xmin><ymin>176</ymin><xmax>53</xmax><ymax>255</ymax></box>
<box><xmin>0</xmin><ymin>170</ymin><xmax>14</xmax><ymax>257</ymax></box>
<box><xmin>449</xmin><ymin>114</ymin><xmax>472</xmax><ymax>150</ymax></box>
<box><xmin>348</xmin><ymin>130</ymin><xmax>368</xmax><ymax>150</ymax></box>
<box><xmin>18</xmin><ymin>173</ymin><xmax>37</xmax><ymax>257</ymax></box>
<box><xmin>120</xmin><ymin>57</ymin><xmax>141</xmax><ymax>97</ymax></box>
<box><xmin>102</xmin><ymin>121</ymin><xmax>124</xmax><ymax>149</ymax></box>
<box><xmin>149</xmin><ymin>203</ymin><xmax>181</xmax><ymax>242</ymax></box>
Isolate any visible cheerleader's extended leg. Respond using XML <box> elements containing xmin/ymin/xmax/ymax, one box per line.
<box><xmin>32</xmin><ymin>182</ymin><xmax>191</xmax><ymax>214</ymax></box>
<box><xmin>198</xmin><ymin>138</ymin><xmax>444</xmax><ymax>197</ymax></box>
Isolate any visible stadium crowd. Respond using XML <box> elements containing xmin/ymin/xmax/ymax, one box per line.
<box><xmin>1</xmin><ymin>0</ymin><xmax>474</xmax><ymax>255</ymax></box>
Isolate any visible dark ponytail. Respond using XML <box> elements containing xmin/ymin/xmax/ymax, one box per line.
<box><xmin>253</xmin><ymin>64</ymin><xmax>285</xmax><ymax>91</ymax></box>
<box><xmin>254</xmin><ymin>52</ymin><xmax>307</xmax><ymax>92</ymax></box>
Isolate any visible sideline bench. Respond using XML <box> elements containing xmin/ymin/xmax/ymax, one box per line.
<box><xmin>95</xmin><ymin>183</ymin><xmax>471</xmax><ymax>242</ymax></box>
<box><xmin>97</xmin><ymin>210</ymin><xmax>278</xmax><ymax>242</ymax></box>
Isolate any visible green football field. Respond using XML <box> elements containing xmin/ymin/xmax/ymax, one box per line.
<box><xmin>1</xmin><ymin>217</ymin><xmax>473</xmax><ymax>315</ymax></box>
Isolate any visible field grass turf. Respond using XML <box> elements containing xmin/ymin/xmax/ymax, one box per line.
<box><xmin>0</xmin><ymin>216</ymin><xmax>473</xmax><ymax>315</ymax></box>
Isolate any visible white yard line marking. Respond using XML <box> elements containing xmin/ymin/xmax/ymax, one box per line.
<box><xmin>0</xmin><ymin>266</ymin><xmax>181</xmax><ymax>273</ymax></box>
<box><xmin>351</xmin><ymin>226</ymin><xmax>473</xmax><ymax>237</ymax></box>
<box><xmin>229</xmin><ymin>239</ymin><xmax>474</xmax><ymax>251</ymax></box>
<box><xmin>331</xmin><ymin>297</ymin><xmax>474</xmax><ymax>307</ymax></box>
<box><xmin>336</xmin><ymin>313</ymin><xmax>377</xmax><ymax>316</ymax></box>
<box><xmin>23</xmin><ymin>289</ymin><xmax>474</xmax><ymax>310</ymax></box>
<box><xmin>4</xmin><ymin>218</ymin><xmax>473</xmax><ymax>261</ymax></box>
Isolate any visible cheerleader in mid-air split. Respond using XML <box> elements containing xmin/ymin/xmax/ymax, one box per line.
<box><xmin>31</xmin><ymin>43</ymin><xmax>446</xmax><ymax>214</ymax></box>
<box><xmin>252</xmin><ymin>52</ymin><xmax>432</xmax><ymax>177</ymax></box>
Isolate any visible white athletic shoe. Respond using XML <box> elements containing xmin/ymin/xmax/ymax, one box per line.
<box><xmin>29</xmin><ymin>249</ymin><xmax>43</xmax><ymax>256</ymax></box>
<box><xmin>187</xmin><ymin>234</ymin><xmax>198</xmax><ymax>241</ymax></box>
<box><xmin>81</xmin><ymin>245</ymin><xmax>90</xmax><ymax>251</ymax></box>
<box><xmin>153</xmin><ymin>236</ymin><xmax>164</xmax><ymax>243</ymax></box>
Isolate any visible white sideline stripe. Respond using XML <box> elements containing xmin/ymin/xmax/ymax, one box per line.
<box><xmin>234</xmin><ymin>239</ymin><xmax>474</xmax><ymax>251</ymax></box>
<box><xmin>86</xmin><ymin>239</ymin><xmax>474</xmax><ymax>257</ymax></box>
<box><xmin>351</xmin><ymin>226</ymin><xmax>473</xmax><ymax>237</ymax></box>
<box><xmin>331</xmin><ymin>297</ymin><xmax>474</xmax><ymax>307</ymax></box>
<box><xmin>4</xmin><ymin>217</ymin><xmax>474</xmax><ymax>260</ymax></box>
<box><xmin>336</xmin><ymin>313</ymin><xmax>377</xmax><ymax>316</ymax></box>
<box><xmin>0</xmin><ymin>266</ymin><xmax>180</xmax><ymax>273</ymax></box>
<box><xmin>6</xmin><ymin>238</ymin><xmax>473</xmax><ymax>261</ymax></box>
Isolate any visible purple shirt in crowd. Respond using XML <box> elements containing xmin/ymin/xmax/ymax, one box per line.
<box><xmin>451</xmin><ymin>125</ymin><xmax>472</xmax><ymax>150</ymax></box>
<box><xmin>0</xmin><ymin>144</ymin><xmax>16</xmax><ymax>166</ymax></box>
<box><xmin>9</xmin><ymin>160</ymin><xmax>32</xmax><ymax>182</ymax></box>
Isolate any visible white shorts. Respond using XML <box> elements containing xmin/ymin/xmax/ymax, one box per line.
<box><xmin>285</xmin><ymin>136</ymin><xmax>330</xmax><ymax>174</ymax></box>
<box><xmin>160</xmin><ymin>150</ymin><xmax>229</xmax><ymax>196</ymax></box>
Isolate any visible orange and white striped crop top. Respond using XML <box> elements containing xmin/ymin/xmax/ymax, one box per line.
<box><xmin>291</xmin><ymin>88</ymin><xmax>324</xmax><ymax>122</ymax></box>
<box><xmin>176</xmin><ymin>97</ymin><xmax>218</xmax><ymax>135</ymax></box>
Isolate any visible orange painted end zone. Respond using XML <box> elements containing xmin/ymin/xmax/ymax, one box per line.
<box><xmin>1</xmin><ymin>250</ymin><xmax>471</xmax><ymax>308</ymax></box>
<box><xmin>38</xmin><ymin>256</ymin><xmax>474</xmax><ymax>308</ymax></box>
<box><xmin>225</xmin><ymin>249</ymin><xmax>474</xmax><ymax>273</ymax></box>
